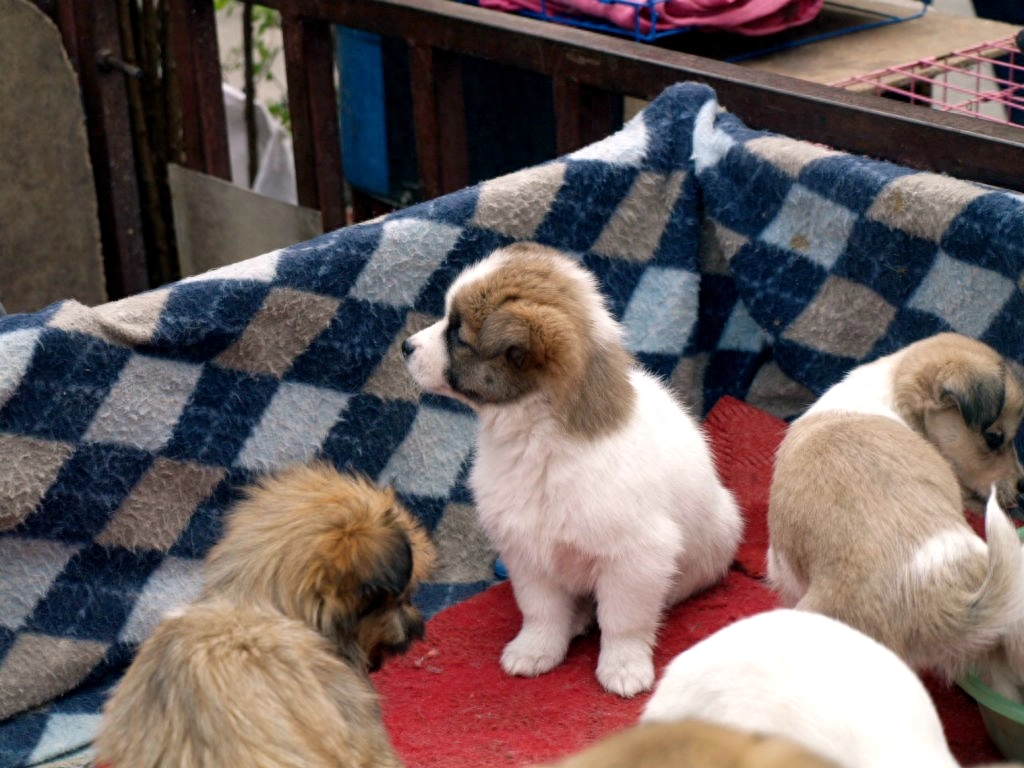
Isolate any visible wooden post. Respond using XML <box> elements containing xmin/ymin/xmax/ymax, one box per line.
<box><xmin>168</xmin><ymin>0</ymin><xmax>231</xmax><ymax>180</ymax></box>
<box><xmin>282</xmin><ymin>13</ymin><xmax>347</xmax><ymax>231</ymax></box>
<box><xmin>54</xmin><ymin>0</ymin><xmax>150</xmax><ymax>298</ymax></box>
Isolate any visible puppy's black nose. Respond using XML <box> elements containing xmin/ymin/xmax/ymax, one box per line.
<box><xmin>1017</xmin><ymin>477</ymin><xmax>1024</xmax><ymax>495</ymax></box>
<box><xmin>401</xmin><ymin>339</ymin><xmax>414</xmax><ymax>359</ymax></box>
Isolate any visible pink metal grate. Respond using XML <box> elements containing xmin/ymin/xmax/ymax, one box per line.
<box><xmin>831</xmin><ymin>33</ymin><xmax>1024</xmax><ymax>128</ymax></box>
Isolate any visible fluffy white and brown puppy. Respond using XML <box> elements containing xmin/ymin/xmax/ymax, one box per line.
<box><xmin>402</xmin><ymin>242</ymin><xmax>742</xmax><ymax>697</ymax></box>
<box><xmin>642</xmin><ymin>609</ymin><xmax>974</xmax><ymax>768</ymax></box>
<box><xmin>768</xmin><ymin>332</ymin><xmax>1024</xmax><ymax>693</ymax></box>
<box><xmin>94</xmin><ymin>464</ymin><xmax>436</xmax><ymax>768</ymax></box>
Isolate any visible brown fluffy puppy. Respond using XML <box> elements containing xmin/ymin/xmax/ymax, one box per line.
<box><xmin>535</xmin><ymin>720</ymin><xmax>840</xmax><ymax>768</ymax></box>
<box><xmin>94</xmin><ymin>599</ymin><xmax>402</xmax><ymax>768</ymax></box>
<box><xmin>768</xmin><ymin>333</ymin><xmax>1024</xmax><ymax>691</ymax></box>
<box><xmin>201</xmin><ymin>464</ymin><xmax>436</xmax><ymax>672</ymax></box>
<box><xmin>94</xmin><ymin>463</ymin><xmax>435</xmax><ymax>768</ymax></box>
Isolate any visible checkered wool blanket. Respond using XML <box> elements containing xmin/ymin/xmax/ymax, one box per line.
<box><xmin>3</xmin><ymin>81</ymin><xmax>1024</xmax><ymax>767</ymax></box>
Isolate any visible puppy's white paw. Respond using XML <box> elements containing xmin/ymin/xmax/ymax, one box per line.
<box><xmin>596</xmin><ymin>640</ymin><xmax>654</xmax><ymax>697</ymax></box>
<box><xmin>501</xmin><ymin>629</ymin><xmax>568</xmax><ymax>678</ymax></box>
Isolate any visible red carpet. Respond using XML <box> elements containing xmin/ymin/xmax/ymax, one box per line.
<box><xmin>373</xmin><ymin>396</ymin><xmax>1000</xmax><ymax>766</ymax></box>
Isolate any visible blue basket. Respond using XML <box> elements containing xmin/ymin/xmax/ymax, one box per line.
<box><xmin>462</xmin><ymin>0</ymin><xmax>931</xmax><ymax>48</ymax></box>
<box><xmin>522</xmin><ymin>0</ymin><xmax>689</xmax><ymax>43</ymax></box>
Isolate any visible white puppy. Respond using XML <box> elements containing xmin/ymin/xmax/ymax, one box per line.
<box><xmin>402</xmin><ymin>242</ymin><xmax>742</xmax><ymax>696</ymax></box>
<box><xmin>642</xmin><ymin>609</ymin><xmax>968</xmax><ymax>768</ymax></box>
<box><xmin>768</xmin><ymin>333</ymin><xmax>1024</xmax><ymax>694</ymax></box>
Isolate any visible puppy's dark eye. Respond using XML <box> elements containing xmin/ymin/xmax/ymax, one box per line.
<box><xmin>984</xmin><ymin>430</ymin><xmax>1004</xmax><ymax>450</ymax></box>
<box><xmin>446</xmin><ymin>313</ymin><xmax>470</xmax><ymax>351</ymax></box>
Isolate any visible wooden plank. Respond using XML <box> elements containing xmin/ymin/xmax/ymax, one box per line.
<box><xmin>409</xmin><ymin>43</ymin><xmax>470</xmax><ymax>199</ymax></box>
<box><xmin>552</xmin><ymin>77</ymin><xmax>583</xmax><ymax>155</ymax></box>
<box><xmin>434</xmin><ymin>48</ymin><xmax>470</xmax><ymax>194</ymax></box>
<box><xmin>281</xmin><ymin>14</ymin><xmax>347</xmax><ymax>230</ymax></box>
<box><xmin>581</xmin><ymin>84</ymin><xmax>622</xmax><ymax>148</ymax></box>
<box><xmin>303</xmin><ymin>19</ymin><xmax>346</xmax><ymax>231</ymax></box>
<box><xmin>281</xmin><ymin>14</ymin><xmax>317</xmax><ymax>211</ymax></box>
<box><xmin>49</xmin><ymin>0</ymin><xmax>82</xmax><ymax>66</ymax></box>
<box><xmin>553</xmin><ymin>78</ymin><xmax>621</xmax><ymax>154</ymax></box>
<box><xmin>258</xmin><ymin>0</ymin><xmax>1024</xmax><ymax>191</ymax></box>
<box><xmin>168</xmin><ymin>0</ymin><xmax>230</xmax><ymax>180</ymax></box>
<box><xmin>65</xmin><ymin>0</ymin><xmax>150</xmax><ymax>298</ymax></box>
<box><xmin>409</xmin><ymin>43</ymin><xmax>442</xmax><ymax>202</ymax></box>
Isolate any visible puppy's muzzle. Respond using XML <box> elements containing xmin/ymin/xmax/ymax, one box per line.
<box><xmin>366</xmin><ymin>607</ymin><xmax>426</xmax><ymax>672</ymax></box>
<box><xmin>400</xmin><ymin>608</ymin><xmax>426</xmax><ymax>648</ymax></box>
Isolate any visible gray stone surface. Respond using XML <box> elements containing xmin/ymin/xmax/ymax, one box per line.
<box><xmin>168</xmin><ymin>163</ymin><xmax>322</xmax><ymax>276</ymax></box>
<box><xmin>0</xmin><ymin>0</ymin><xmax>106</xmax><ymax>314</ymax></box>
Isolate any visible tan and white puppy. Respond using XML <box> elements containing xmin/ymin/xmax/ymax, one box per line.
<box><xmin>641</xmin><ymin>609</ymin><xmax>1018</xmax><ymax>768</ymax></box>
<box><xmin>768</xmin><ymin>333</ymin><xmax>1024</xmax><ymax>692</ymax></box>
<box><xmin>402</xmin><ymin>242</ymin><xmax>742</xmax><ymax>697</ymax></box>
<box><xmin>94</xmin><ymin>464</ymin><xmax>436</xmax><ymax>768</ymax></box>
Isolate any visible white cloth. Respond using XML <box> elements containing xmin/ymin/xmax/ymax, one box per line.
<box><xmin>222</xmin><ymin>83</ymin><xmax>298</xmax><ymax>205</ymax></box>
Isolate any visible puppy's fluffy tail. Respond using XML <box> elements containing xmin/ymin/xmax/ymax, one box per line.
<box><xmin>964</xmin><ymin>490</ymin><xmax>1024</xmax><ymax>670</ymax></box>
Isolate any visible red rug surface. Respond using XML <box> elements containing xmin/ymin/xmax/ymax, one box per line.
<box><xmin>373</xmin><ymin>396</ymin><xmax>1000</xmax><ymax>767</ymax></box>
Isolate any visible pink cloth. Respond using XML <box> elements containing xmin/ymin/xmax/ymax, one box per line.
<box><xmin>478</xmin><ymin>0</ymin><xmax>825</xmax><ymax>36</ymax></box>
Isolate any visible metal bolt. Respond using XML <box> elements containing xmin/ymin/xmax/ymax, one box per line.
<box><xmin>96</xmin><ymin>49</ymin><xmax>144</xmax><ymax>80</ymax></box>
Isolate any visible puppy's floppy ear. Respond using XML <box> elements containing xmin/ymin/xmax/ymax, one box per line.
<box><xmin>477</xmin><ymin>305</ymin><xmax>538</xmax><ymax>369</ymax></box>
<box><xmin>477</xmin><ymin>302</ymin><xmax>582</xmax><ymax>374</ymax></box>
<box><xmin>357</xmin><ymin>531</ymin><xmax>414</xmax><ymax>618</ymax></box>
<box><xmin>303</xmin><ymin>504</ymin><xmax>411</xmax><ymax>623</ymax></box>
<box><xmin>937</xmin><ymin>362</ymin><xmax>1006</xmax><ymax>431</ymax></box>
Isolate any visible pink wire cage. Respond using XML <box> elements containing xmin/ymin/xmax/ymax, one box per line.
<box><xmin>832</xmin><ymin>32</ymin><xmax>1024</xmax><ymax>128</ymax></box>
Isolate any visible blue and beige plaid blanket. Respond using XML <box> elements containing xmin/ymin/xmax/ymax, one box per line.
<box><xmin>3</xmin><ymin>81</ymin><xmax>1024</xmax><ymax>766</ymax></box>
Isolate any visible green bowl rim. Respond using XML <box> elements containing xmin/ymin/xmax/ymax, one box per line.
<box><xmin>955</xmin><ymin>524</ymin><xmax>1024</xmax><ymax>722</ymax></box>
<box><xmin>959</xmin><ymin>671</ymin><xmax>1024</xmax><ymax>723</ymax></box>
